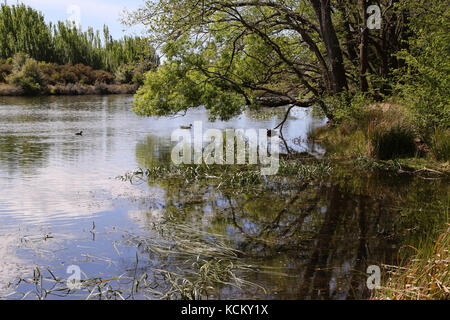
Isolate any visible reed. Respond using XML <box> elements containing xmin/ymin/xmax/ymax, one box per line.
<box><xmin>3</xmin><ymin>217</ymin><xmax>265</xmax><ymax>300</ymax></box>
<box><xmin>373</xmin><ymin>217</ymin><xmax>449</xmax><ymax>300</ymax></box>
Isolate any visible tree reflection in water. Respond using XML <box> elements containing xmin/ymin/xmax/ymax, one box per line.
<box><xmin>133</xmin><ymin>135</ymin><xmax>448</xmax><ymax>299</ymax></box>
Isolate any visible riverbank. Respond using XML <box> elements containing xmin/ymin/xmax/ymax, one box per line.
<box><xmin>309</xmin><ymin>102</ymin><xmax>450</xmax><ymax>176</ymax></box>
<box><xmin>308</xmin><ymin>101</ymin><xmax>449</xmax><ymax>299</ymax></box>
<box><xmin>0</xmin><ymin>82</ymin><xmax>137</xmax><ymax>96</ymax></box>
<box><xmin>0</xmin><ymin>52</ymin><xmax>151</xmax><ymax>97</ymax></box>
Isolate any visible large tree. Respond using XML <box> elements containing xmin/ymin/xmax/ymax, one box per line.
<box><xmin>127</xmin><ymin>0</ymin><xmax>410</xmax><ymax>120</ymax></box>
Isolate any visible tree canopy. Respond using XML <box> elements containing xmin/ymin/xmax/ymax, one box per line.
<box><xmin>0</xmin><ymin>4</ymin><xmax>159</xmax><ymax>72</ymax></box>
<box><xmin>128</xmin><ymin>0</ymin><xmax>448</xmax><ymax>126</ymax></box>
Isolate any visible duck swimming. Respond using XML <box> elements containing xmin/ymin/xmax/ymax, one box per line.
<box><xmin>75</xmin><ymin>131</ymin><xmax>83</xmax><ymax>136</ymax></box>
<box><xmin>180</xmin><ymin>124</ymin><xmax>193</xmax><ymax>130</ymax></box>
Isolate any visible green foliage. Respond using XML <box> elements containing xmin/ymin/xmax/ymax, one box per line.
<box><xmin>92</xmin><ymin>70</ymin><xmax>114</xmax><ymax>85</ymax></box>
<box><xmin>0</xmin><ymin>5</ymin><xmax>53</xmax><ymax>62</ymax></box>
<box><xmin>134</xmin><ymin>58</ymin><xmax>245</xmax><ymax>120</ymax></box>
<box><xmin>132</xmin><ymin>72</ymin><xmax>145</xmax><ymax>86</ymax></box>
<box><xmin>0</xmin><ymin>4</ymin><xmax>159</xmax><ymax>73</ymax></box>
<box><xmin>115</xmin><ymin>64</ymin><xmax>135</xmax><ymax>84</ymax></box>
<box><xmin>133</xmin><ymin>61</ymin><xmax>156</xmax><ymax>85</ymax></box>
<box><xmin>430</xmin><ymin>129</ymin><xmax>450</xmax><ymax>162</ymax></box>
<box><xmin>374</xmin><ymin>223</ymin><xmax>450</xmax><ymax>300</ymax></box>
<box><xmin>326</xmin><ymin>91</ymin><xmax>375</xmax><ymax>124</ymax></box>
<box><xmin>7</xmin><ymin>57</ymin><xmax>45</xmax><ymax>94</ymax></box>
<box><xmin>127</xmin><ymin>1</ymin><xmax>323</xmax><ymax>119</ymax></box>
<box><xmin>115</xmin><ymin>61</ymin><xmax>157</xmax><ymax>85</ymax></box>
<box><xmin>312</xmin><ymin>102</ymin><xmax>419</xmax><ymax>161</ymax></box>
<box><xmin>11</xmin><ymin>52</ymin><xmax>30</xmax><ymax>73</ymax></box>
<box><xmin>395</xmin><ymin>0</ymin><xmax>450</xmax><ymax>131</ymax></box>
<box><xmin>128</xmin><ymin>0</ymin><xmax>448</xmax><ymax>135</ymax></box>
<box><xmin>51</xmin><ymin>22</ymin><xmax>158</xmax><ymax>72</ymax></box>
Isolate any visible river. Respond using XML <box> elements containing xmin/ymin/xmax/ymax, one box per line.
<box><xmin>0</xmin><ymin>95</ymin><xmax>447</xmax><ymax>299</ymax></box>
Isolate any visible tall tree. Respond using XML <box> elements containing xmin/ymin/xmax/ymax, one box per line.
<box><xmin>359</xmin><ymin>0</ymin><xmax>369</xmax><ymax>92</ymax></box>
<box><xmin>310</xmin><ymin>0</ymin><xmax>348</xmax><ymax>93</ymax></box>
<box><xmin>127</xmin><ymin>0</ymin><xmax>442</xmax><ymax>122</ymax></box>
<box><xmin>0</xmin><ymin>4</ymin><xmax>159</xmax><ymax>72</ymax></box>
<box><xmin>128</xmin><ymin>0</ymin><xmax>355</xmax><ymax>119</ymax></box>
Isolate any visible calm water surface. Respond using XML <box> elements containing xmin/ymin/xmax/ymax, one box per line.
<box><xmin>0</xmin><ymin>95</ymin><xmax>447</xmax><ymax>299</ymax></box>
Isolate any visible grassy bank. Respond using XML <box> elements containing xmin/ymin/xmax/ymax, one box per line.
<box><xmin>309</xmin><ymin>101</ymin><xmax>450</xmax><ymax>175</ymax></box>
<box><xmin>309</xmin><ymin>100</ymin><xmax>449</xmax><ymax>299</ymax></box>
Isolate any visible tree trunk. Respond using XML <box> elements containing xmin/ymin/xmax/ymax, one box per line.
<box><xmin>360</xmin><ymin>0</ymin><xmax>369</xmax><ymax>92</ymax></box>
<box><xmin>311</xmin><ymin>0</ymin><xmax>348</xmax><ymax>94</ymax></box>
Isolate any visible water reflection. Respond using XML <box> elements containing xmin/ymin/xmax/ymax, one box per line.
<box><xmin>0</xmin><ymin>95</ymin><xmax>447</xmax><ymax>299</ymax></box>
<box><xmin>0</xmin><ymin>233</ymin><xmax>30</xmax><ymax>294</ymax></box>
<box><xmin>132</xmin><ymin>136</ymin><xmax>448</xmax><ymax>299</ymax></box>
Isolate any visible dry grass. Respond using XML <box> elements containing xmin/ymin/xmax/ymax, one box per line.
<box><xmin>373</xmin><ymin>224</ymin><xmax>449</xmax><ymax>300</ymax></box>
<box><xmin>0</xmin><ymin>83</ymin><xmax>23</xmax><ymax>96</ymax></box>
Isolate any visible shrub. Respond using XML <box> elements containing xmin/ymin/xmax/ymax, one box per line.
<box><xmin>7</xmin><ymin>74</ymin><xmax>41</xmax><ymax>94</ymax></box>
<box><xmin>38</xmin><ymin>63</ymin><xmax>113</xmax><ymax>86</ymax></box>
<box><xmin>7</xmin><ymin>58</ymin><xmax>46</xmax><ymax>94</ymax></box>
<box><xmin>39</xmin><ymin>62</ymin><xmax>60</xmax><ymax>85</ymax></box>
<box><xmin>312</xmin><ymin>103</ymin><xmax>420</xmax><ymax>160</ymax></box>
<box><xmin>115</xmin><ymin>61</ymin><xmax>156</xmax><ymax>85</ymax></box>
<box><xmin>327</xmin><ymin>91</ymin><xmax>374</xmax><ymax>124</ymax></box>
<box><xmin>59</xmin><ymin>64</ymin><xmax>79</xmax><ymax>84</ymax></box>
<box><xmin>430</xmin><ymin>129</ymin><xmax>450</xmax><ymax>162</ymax></box>
<box><xmin>132</xmin><ymin>60</ymin><xmax>157</xmax><ymax>86</ymax></box>
<box><xmin>134</xmin><ymin>60</ymin><xmax>157</xmax><ymax>74</ymax></box>
<box><xmin>49</xmin><ymin>83</ymin><xmax>90</xmax><ymax>95</ymax></box>
<box><xmin>115</xmin><ymin>64</ymin><xmax>135</xmax><ymax>84</ymax></box>
<box><xmin>132</xmin><ymin>72</ymin><xmax>145</xmax><ymax>86</ymax></box>
<box><xmin>93</xmin><ymin>70</ymin><xmax>114</xmax><ymax>84</ymax></box>
<box><xmin>73</xmin><ymin>64</ymin><xmax>95</xmax><ymax>85</ymax></box>
<box><xmin>371</xmin><ymin>124</ymin><xmax>417</xmax><ymax>160</ymax></box>
<box><xmin>0</xmin><ymin>63</ymin><xmax>12</xmax><ymax>82</ymax></box>
<box><xmin>11</xmin><ymin>52</ymin><xmax>30</xmax><ymax>73</ymax></box>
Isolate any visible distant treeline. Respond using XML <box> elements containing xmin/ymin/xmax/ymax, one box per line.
<box><xmin>0</xmin><ymin>4</ymin><xmax>159</xmax><ymax>72</ymax></box>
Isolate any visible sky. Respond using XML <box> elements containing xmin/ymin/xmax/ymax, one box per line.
<box><xmin>7</xmin><ymin>0</ymin><xmax>146</xmax><ymax>39</ymax></box>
